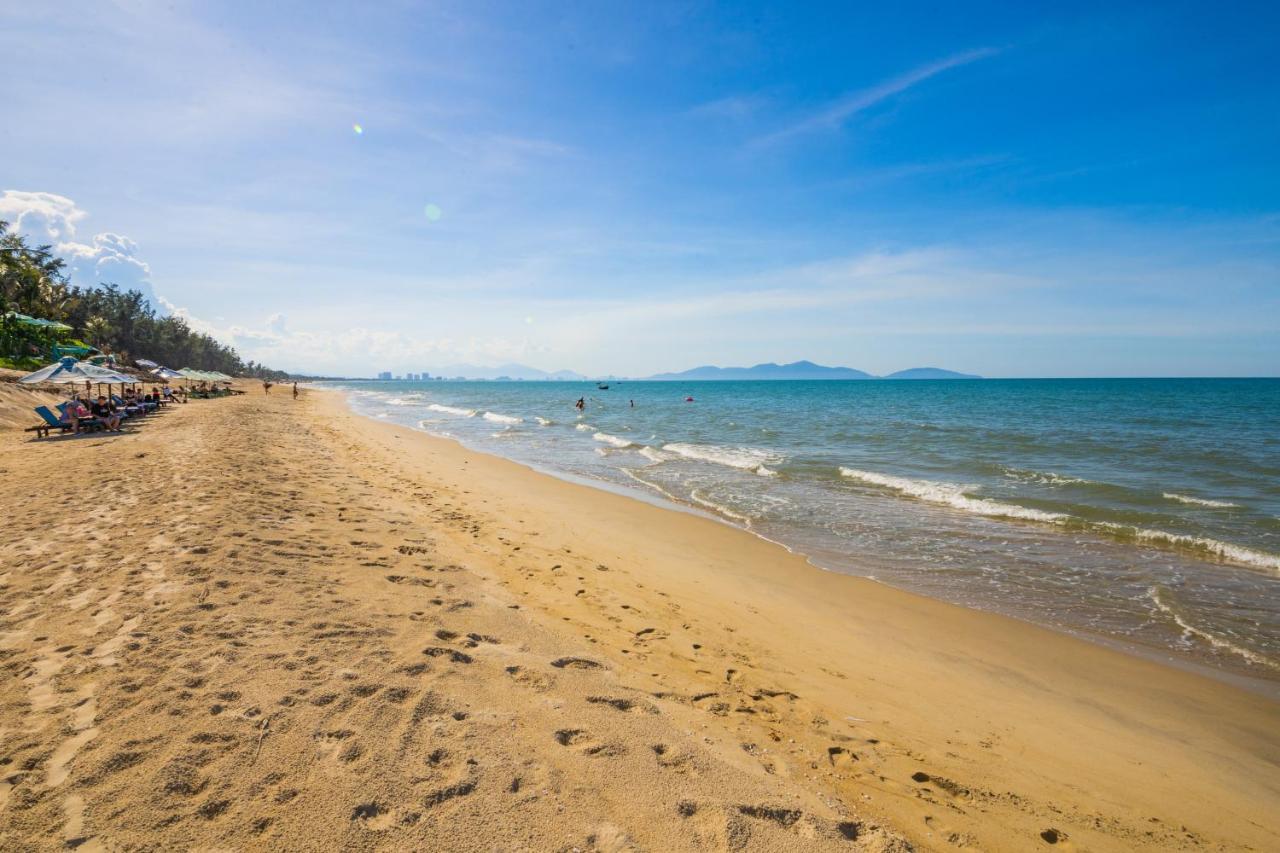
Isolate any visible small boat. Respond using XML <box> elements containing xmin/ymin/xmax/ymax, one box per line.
<box><xmin>597</xmin><ymin>383</ymin><xmax>609</xmax><ymax>390</ymax></box>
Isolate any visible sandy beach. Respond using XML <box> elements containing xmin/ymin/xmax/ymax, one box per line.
<box><xmin>1</xmin><ymin>385</ymin><xmax>1277</xmax><ymax>851</ymax></box>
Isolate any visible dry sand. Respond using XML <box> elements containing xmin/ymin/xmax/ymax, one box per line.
<box><xmin>0</xmin><ymin>385</ymin><xmax>1276</xmax><ymax>851</ymax></box>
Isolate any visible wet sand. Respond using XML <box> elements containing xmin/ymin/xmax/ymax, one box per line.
<box><xmin>0</xmin><ymin>385</ymin><xmax>1276</xmax><ymax>851</ymax></box>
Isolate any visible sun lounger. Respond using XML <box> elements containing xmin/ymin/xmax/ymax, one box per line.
<box><xmin>24</xmin><ymin>406</ymin><xmax>66</xmax><ymax>438</ymax></box>
<box><xmin>29</xmin><ymin>405</ymin><xmax>104</xmax><ymax>437</ymax></box>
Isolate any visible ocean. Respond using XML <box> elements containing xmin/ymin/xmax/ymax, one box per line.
<box><xmin>329</xmin><ymin>377</ymin><xmax>1280</xmax><ymax>682</ymax></box>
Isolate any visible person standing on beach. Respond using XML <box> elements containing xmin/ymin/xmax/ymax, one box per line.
<box><xmin>263</xmin><ymin>380</ymin><xmax>272</xmax><ymax>395</ymax></box>
<box><xmin>293</xmin><ymin>382</ymin><xmax>299</xmax><ymax>400</ymax></box>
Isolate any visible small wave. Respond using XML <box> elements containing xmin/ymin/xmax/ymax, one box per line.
<box><xmin>638</xmin><ymin>447</ymin><xmax>674</xmax><ymax>464</ymax></box>
<box><xmin>689</xmin><ymin>489</ymin><xmax>753</xmax><ymax>527</ymax></box>
<box><xmin>427</xmin><ymin>403</ymin><xmax>476</xmax><ymax>417</ymax></box>
<box><xmin>621</xmin><ymin>468</ymin><xmax>683</xmax><ymax>503</ymax></box>
<box><xmin>535</xmin><ymin>417</ymin><xmax>554</xmax><ymax>426</ymax></box>
<box><xmin>1000</xmin><ymin>466</ymin><xmax>1091</xmax><ymax>486</ymax></box>
<box><xmin>1097</xmin><ymin>523</ymin><xmax>1280</xmax><ymax>574</ymax></box>
<box><xmin>385</xmin><ymin>394</ymin><xmax>424</xmax><ymax>406</ymax></box>
<box><xmin>663</xmin><ymin>443</ymin><xmax>781</xmax><ymax>477</ymax></box>
<box><xmin>593</xmin><ymin>432</ymin><xmax>636</xmax><ymax>449</ymax></box>
<box><xmin>841</xmin><ymin>468</ymin><xmax>1280</xmax><ymax>572</ymax></box>
<box><xmin>482</xmin><ymin>412</ymin><xmax>522</xmax><ymax>424</ymax></box>
<box><xmin>575</xmin><ymin>423</ymin><xmax>593</xmax><ymax>432</ymax></box>
<box><xmin>1163</xmin><ymin>492</ymin><xmax>1239</xmax><ymax>508</ymax></box>
<box><xmin>1146</xmin><ymin>586</ymin><xmax>1278</xmax><ymax>670</ymax></box>
<box><xmin>840</xmin><ymin>468</ymin><xmax>1068</xmax><ymax>523</ymax></box>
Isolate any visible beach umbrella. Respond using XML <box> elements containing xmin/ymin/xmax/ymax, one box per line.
<box><xmin>135</xmin><ymin>358</ymin><xmax>159</xmax><ymax>368</ymax></box>
<box><xmin>4</xmin><ymin>313</ymin><xmax>73</xmax><ymax>331</ymax></box>
<box><xmin>18</xmin><ymin>357</ymin><xmax>127</xmax><ymax>385</ymax></box>
<box><xmin>152</xmin><ymin>366</ymin><xmax>183</xmax><ymax>379</ymax></box>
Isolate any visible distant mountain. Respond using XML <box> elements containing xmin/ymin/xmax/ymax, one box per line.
<box><xmin>432</xmin><ymin>363</ymin><xmax>587</xmax><ymax>381</ymax></box>
<box><xmin>881</xmin><ymin>367</ymin><xmax>981</xmax><ymax>380</ymax></box>
<box><xmin>648</xmin><ymin>360</ymin><xmax>875</xmax><ymax>381</ymax></box>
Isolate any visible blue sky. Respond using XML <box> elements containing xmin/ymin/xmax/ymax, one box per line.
<box><xmin>2</xmin><ymin>0</ymin><xmax>1277</xmax><ymax>376</ymax></box>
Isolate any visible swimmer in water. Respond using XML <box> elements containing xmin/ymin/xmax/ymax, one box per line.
<box><xmin>575</xmin><ymin>397</ymin><xmax>585</xmax><ymax>411</ymax></box>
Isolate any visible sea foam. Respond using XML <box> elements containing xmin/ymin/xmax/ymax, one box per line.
<box><xmin>638</xmin><ymin>447</ymin><xmax>674</xmax><ymax>464</ymax></box>
<box><xmin>840</xmin><ymin>468</ymin><xmax>1280</xmax><ymax>573</ymax></box>
<box><xmin>427</xmin><ymin>403</ymin><xmax>476</xmax><ymax>417</ymax></box>
<box><xmin>1163</xmin><ymin>492</ymin><xmax>1239</xmax><ymax>508</ymax></box>
<box><xmin>482</xmin><ymin>412</ymin><xmax>522</xmax><ymax>424</ymax></box>
<box><xmin>839</xmin><ymin>468</ymin><xmax>1067</xmax><ymax>523</ymax></box>
<box><xmin>663</xmin><ymin>443</ymin><xmax>781</xmax><ymax>477</ymax></box>
<box><xmin>1146</xmin><ymin>586</ymin><xmax>1278</xmax><ymax>669</ymax></box>
<box><xmin>689</xmin><ymin>489</ymin><xmax>753</xmax><ymax>526</ymax></box>
<box><xmin>593</xmin><ymin>432</ymin><xmax>636</xmax><ymax>449</ymax></box>
<box><xmin>1099</xmin><ymin>523</ymin><xmax>1280</xmax><ymax>574</ymax></box>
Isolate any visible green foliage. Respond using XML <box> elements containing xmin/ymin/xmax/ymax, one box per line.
<box><xmin>0</xmin><ymin>220</ymin><xmax>288</xmax><ymax>380</ymax></box>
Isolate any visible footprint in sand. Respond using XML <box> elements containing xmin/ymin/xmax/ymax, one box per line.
<box><xmin>45</xmin><ymin>685</ymin><xmax>100</xmax><ymax>788</ymax></box>
<box><xmin>553</xmin><ymin>728</ymin><xmax>627</xmax><ymax>758</ymax></box>
<box><xmin>550</xmin><ymin>656</ymin><xmax>603</xmax><ymax>670</ymax></box>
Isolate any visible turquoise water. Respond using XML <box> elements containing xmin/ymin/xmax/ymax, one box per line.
<box><xmin>332</xmin><ymin>378</ymin><xmax>1280</xmax><ymax>680</ymax></box>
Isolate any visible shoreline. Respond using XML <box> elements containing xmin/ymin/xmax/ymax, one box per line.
<box><xmin>315</xmin><ymin>388</ymin><xmax>1280</xmax><ymax>849</ymax></box>
<box><xmin>327</xmin><ymin>384</ymin><xmax>1280</xmax><ymax>697</ymax></box>
<box><xmin>4</xmin><ymin>385</ymin><xmax>1276</xmax><ymax>851</ymax></box>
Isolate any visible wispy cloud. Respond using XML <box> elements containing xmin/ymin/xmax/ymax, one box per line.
<box><xmin>685</xmin><ymin>93</ymin><xmax>771</xmax><ymax>121</ymax></box>
<box><xmin>752</xmin><ymin>47</ymin><xmax>1000</xmax><ymax>148</ymax></box>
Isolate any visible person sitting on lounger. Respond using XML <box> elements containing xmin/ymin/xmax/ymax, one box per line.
<box><xmin>91</xmin><ymin>395</ymin><xmax>122</xmax><ymax>431</ymax></box>
<box><xmin>61</xmin><ymin>397</ymin><xmax>89</xmax><ymax>432</ymax></box>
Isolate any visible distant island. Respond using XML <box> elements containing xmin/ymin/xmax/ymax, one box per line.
<box><xmin>880</xmin><ymin>367</ymin><xmax>981</xmax><ymax>380</ymax></box>
<box><xmin>374</xmin><ymin>360</ymin><xmax>980</xmax><ymax>381</ymax></box>
<box><xmin>646</xmin><ymin>360</ymin><xmax>980</xmax><ymax>381</ymax></box>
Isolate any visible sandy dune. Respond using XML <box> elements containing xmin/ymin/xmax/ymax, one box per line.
<box><xmin>0</xmin><ymin>387</ymin><xmax>1276</xmax><ymax>851</ymax></box>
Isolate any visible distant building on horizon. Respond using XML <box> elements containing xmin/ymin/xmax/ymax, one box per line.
<box><xmin>377</xmin><ymin>371</ymin><xmax>392</xmax><ymax>380</ymax></box>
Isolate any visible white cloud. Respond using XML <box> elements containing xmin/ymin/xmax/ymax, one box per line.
<box><xmin>753</xmin><ymin>48</ymin><xmax>999</xmax><ymax>148</ymax></box>
<box><xmin>0</xmin><ymin>190</ymin><xmax>86</xmax><ymax>242</ymax></box>
<box><xmin>2</xmin><ymin>189</ymin><xmax>169</xmax><ymax>314</ymax></box>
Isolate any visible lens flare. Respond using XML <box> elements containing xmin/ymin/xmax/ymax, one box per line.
<box><xmin>424</xmin><ymin>203</ymin><xmax>443</xmax><ymax>221</ymax></box>
<box><xmin>352</xmin><ymin>123</ymin><xmax>363</xmax><ymax>135</ymax></box>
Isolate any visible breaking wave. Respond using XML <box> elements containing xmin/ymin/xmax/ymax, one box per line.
<box><xmin>840</xmin><ymin>468</ymin><xmax>1067</xmax><ymax>523</ymax></box>
<box><xmin>1098</xmin><ymin>524</ymin><xmax>1280</xmax><ymax>574</ymax></box>
<box><xmin>593</xmin><ymin>432</ymin><xmax>637</xmax><ymax>449</ymax></box>
<box><xmin>638</xmin><ymin>447</ymin><xmax>674</xmax><ymax>464</ymax></box>
<box><xmin>482</xmin><ymin>412</ymin><xmax>522</xmax><ymax>424</ymax></box>
<box><xmin>427</xmin><ymin>404</ymin><xmax>476</xmax><ymax>417</ymax></box>
<box><xmin>662</xmin><ymin>443</ymin><xmax>781</xmax><ymax>477</ymax></box>
<box><xmin>841</xmin><ymin>468</ymin><xmax>1280</xmax><ymax>573</ymax></box>
<box><xmin>1163</xmin><ymin>492</ymin><xmax>1239</xmax><ymax>508</ymax></box>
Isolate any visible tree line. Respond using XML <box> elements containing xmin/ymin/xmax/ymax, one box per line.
<box><xmin>1</xmin><ymin>220</ymin><xmax>288</xmax><ymax>379</ymax></box>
